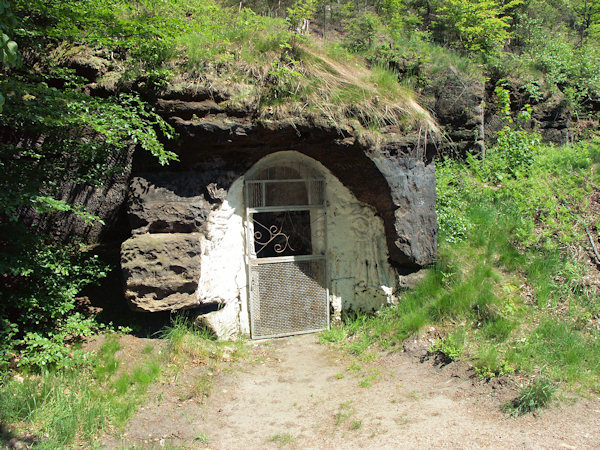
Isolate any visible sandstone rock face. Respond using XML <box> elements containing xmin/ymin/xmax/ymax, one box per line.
<box><xmin>127</xmin><ymin>175</ymin><xmax>213</xmax><ymax>234</ymax></box>
<box><xmin>120</xmin><ymin>169</ymin><xmax>241</xmax><ymax>314</ymax></box>
<box><xmin>422</xmin><ymin>69</ymin><xmax>485</xmax><ymax>157</ymax></box>
<box><xmin>18</xmin><ymin>146</ymin><xmax>134</xmax><ymax>243</ymax></box>
<box><xmin>121</xmin><ymin>233</ymin><xmax>203</xmax><ymax>312</ymax></box>
<box><xmin>118</xmin><ymin>87</ymin><xmax>442</xmax><ymax>332</ymax></box>
<box><xmin>369</xmin><ymin>151</ymin><xmax>438</xmax><ymax>268</ymax></box>
<box><xmin>483</xmin><ymin>78</ymin><xmax>573</xmax><ymax>147</ymax></box>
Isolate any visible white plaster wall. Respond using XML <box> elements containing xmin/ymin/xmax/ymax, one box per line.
<box><xmin>196</xmin><ymin>151</ymin><xmax>398</xmax><ymax>337</ymax></box>
<box><xmin>326</xmin><ymin>174</ymin><xmax>398</xmax><ymax>317</ymax></box>
<box><xmin>195</xmin><ymin>177</ymin><xmax>250</xmax><ymax>337</ymax></box>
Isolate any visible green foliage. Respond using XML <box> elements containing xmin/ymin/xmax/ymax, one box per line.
<box><xmin>265</xmin><ymin>41</ymin><xmax>304</xmax><ymax>102</ymax></box>
<box><xmin>320</xmin><ymin>326</ymin><xmax>348</xmax><ymax>343</ymax></box>
<box><xmin>491</xmin><ymin>127</ymin><xmax>540</xmax><ymax>180</ymax></box>
<box><xmin>0</xmin><ymin>235</ymin><xmax>108</xmax><ymax>371</ymax></box>
<box><xmin>507</xmin><ymin>320</ymin><xmax>600</xmax><ymax>387</ymax></box>
<box><xmin>344</xmin><ymin>13</ymin><xmax>379</xmax><ymax>52</ymax></box>
<box><xmin>570</xmin><ymin>0</ymin><xmax>600</xmax><ymax>42</ymax></box>
<box><xmin>433</xmin><ymin>0</ymin><xmax>522</xmax><ymax>55</ymax></box>
<box><xmin>436</xmin><ymin>160</ymin><xmax>474</xmax><ymax>242</ymax></box>
<box><xmin>429</xmin><ymin>328</ymin><xmax>465</xmax><ymax>362</ymax></box>
<box><xmin>474</xmin><ymin>345</ymin><xmax>515</xmax><ymax>379</ymax></box>
<box><xmin>175</xmin><ymin>3</ymin><xmax>288</xmax><ymax>68</ymax></box>
<box><xmin>469</xmin><ymin>87</ymin><xmax>541</xmax><ymax>182</ymax></box>
<box><xmin>0</xmin><ymin>77</ymin><xmax>176</xmax><ymax>228</ymax></box>
<box><xmin>503</xmin><ymin>378</ymin><xmax>556</xmax><ymax>415</ymax></box>
<box><xmin>0</xmin><ymin>74</ymin><xmax>175</xmax><ymax>372</ymax></box>
<box><xmin>1</xmin><ymin>2</ymin><xmax>178</xmax><ymax>371</ymax></box>
<box><xmin>161</xmin><ymin>314</ymin><xmax>218</xmax><ymax>345</ymax></box>
<box><xmin>482</xmin><ymin>317</ymin><xmax>515</xmax><ymax>341</ymax></box>
<box><xmin>0</xmin><ymin>335</ymin><xmax>161</xmax><ymax>446</ymax></box>
<box><xmin>324</xmin><ymin>135</ymin><xmax>600</xmax><ymax>393</ymax></box>
<box><xmin>380</xmin><ymin>0</ymin><xmax>423</xmax><ymax>38</ymax></box>
<box><xmin>527</xmin><ymin>34</ymin><xmax>600</xmax><ymax>111</ymax></box>
<box><xmin>0</xmin><ymin>0</ymin><xmax>19</xmax><ymax>112</ymax></box>
<box><xmin>286</xmin><ymin>0</ymin><xmax>317</xmax><ymax>32</ymax></box>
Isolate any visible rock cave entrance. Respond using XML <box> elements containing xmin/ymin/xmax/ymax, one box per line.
<box><xmin>244</xmin><ymin>158</ymin><xmax>329</xmax><ymax>339</ymax></box>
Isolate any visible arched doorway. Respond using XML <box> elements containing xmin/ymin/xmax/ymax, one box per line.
<box><xmin>244</xmin><ymin>159</ymin><xmax>329</xmax><ymax>339</ymax></box>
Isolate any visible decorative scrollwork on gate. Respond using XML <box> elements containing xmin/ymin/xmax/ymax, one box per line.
<box><xmin>253</xmin><ymin>218</ymin><xmax>295</xmax><ymax>256</ymax></box>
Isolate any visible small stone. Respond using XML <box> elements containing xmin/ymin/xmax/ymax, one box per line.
<box><xmin>8</xmin><ymin>439</ymin><xmax>25</xmax><ymax>450</ymax></box>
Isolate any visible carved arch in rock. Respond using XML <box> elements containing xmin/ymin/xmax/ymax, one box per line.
<box><xmin>196</xmin><ymin>151</ymin><xmax>399</xmax><ymax>338</ymax></box>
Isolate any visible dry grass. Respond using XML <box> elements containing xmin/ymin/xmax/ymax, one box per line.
<box><xmin>164</xmin><ymin>36</ymin><xmax>439</xmax><ymax>145</ymax></box>
<box><xmin>300</xmin><ymin>45</ymin><xmax>437</xmax><ymax>132</ymax></box>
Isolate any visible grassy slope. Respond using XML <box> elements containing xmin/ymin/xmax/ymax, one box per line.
<box><xmin>324</xmin><ymin>139</ymin><xmax>600</xmax><ymax>395</ymax></box>
<box><xmin>0</xmin><ymin>318</ymin><xmax>246</xmax><ymax>447</ymax></box>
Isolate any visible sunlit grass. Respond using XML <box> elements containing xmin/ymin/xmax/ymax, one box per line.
<box><xmin>0</xmin><ymin>334</ymin><xmax>161</xmax><ymax>446</ymax></box>
<box><xmin>320</xmin><ymin>141</ymin><xmax>600</xmax><ymax>395</ymax></box>
<box><xmin>0</xmin><ymin>316</ymin><xmax>249</xmax><ymax>447</ymax></box>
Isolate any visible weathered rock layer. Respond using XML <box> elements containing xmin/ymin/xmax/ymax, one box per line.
<box><xmin>120</xmin><ymin>87</ymin><xmax>440</xmax><ymax>315</ymax></box>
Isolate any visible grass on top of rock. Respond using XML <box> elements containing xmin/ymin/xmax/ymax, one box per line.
<box><xmin>321</xmin><ymin>136</ymin><xmax>600</xmax><ymax>399</ymax></box>
<box><xmin>14</xmin><ymin>0</ymin><xmax>437</xmax><ymax>133</ymax></box>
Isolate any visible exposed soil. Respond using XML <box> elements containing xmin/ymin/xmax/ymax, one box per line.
<box><xmin>100</xmin><ymin>334</ymin><xmax>600</xmax><ymax>449</ymax></box>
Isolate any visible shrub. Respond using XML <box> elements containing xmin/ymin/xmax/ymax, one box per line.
<box><xmin>429</xmin><ymin>328</ymin><xmax>465</xmax><ymax>363</ymax></box>
<box><xmin>432</xmin><ymin>0</ymin><xmax>516</xmax><ymax>56</ymax></box>
<box><xmin>344</xmin><ymin>13</ymin><xmax>379</xmax><ymax>52</ymax></box>
<box><xmin>436</xmin><ymin>160</ymin><xmax>474</xmax><ymax>242</ymax></box>
<box><xmin>0</xmin><ymin>233</ymin><xmax>108</xmax><ymax>371</ymax></box>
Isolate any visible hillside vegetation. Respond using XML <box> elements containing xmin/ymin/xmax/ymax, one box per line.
<box><xmin>1</xmin><ymin>0</ymin><xmax>600</xmax><ymax>443</ymax></box>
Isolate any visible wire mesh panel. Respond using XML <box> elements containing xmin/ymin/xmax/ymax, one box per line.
<box><xmin>249</xmin><ymin>259</ymin><xmax>328</xmax><ymax>339</ymax></box>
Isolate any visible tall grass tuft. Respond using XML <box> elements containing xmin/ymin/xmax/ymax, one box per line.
<box><xmin>504</xmin><ymin>379</ymin><xmax>556</xmax><ymax>416</ymax></box>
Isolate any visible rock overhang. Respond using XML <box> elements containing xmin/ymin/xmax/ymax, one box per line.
<box><xmin>132</xmin><ymin>116</ymin><xmax>438</xmax><ymax>270</ymax></box>
<box><xmin>119</xmin><ymin>91</ymin><xmax>440</xmax><ymax>333</ymax></box>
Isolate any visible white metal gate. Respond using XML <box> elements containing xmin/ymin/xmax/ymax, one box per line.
<box><xmin>245</xmin><ymin>170</ymin><xmax>329</xmax><ymax>339</ymax></box>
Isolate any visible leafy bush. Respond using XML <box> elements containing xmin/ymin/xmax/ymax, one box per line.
<box><xmin>344</xmin><ymin>13</ymin><xmax>379</xmax><ymax>52</ymax></box>
<box><xmin>436</xmin><ymin>160</ymin><xmax>474</xmax><ymax>242</ymax></box>
<box><xmin>0</xmin><ymin>80</ymin><xmax>175</xmax><ymax>371</ymax></box>
<box><xmin>429</xmin><ymin>328</ymin><xmax>465</xmax><ymax>363</ymax></box>
<box><xmin>286</xmin><ymin>0</ymin><xmax>317</xmax><ymax>32</ymax></box>
<box><xmin>0</xmin><ymin>2</ymin><xmax>179</xmax><ymax>369</ymax></box>
<box><xmin>526</xmin><ymin>33</ymin><xmax>600</xmax><ymax>111</ymax></box>
<box><xmin>432</xmin><ymin>0</ymin><xmax>518</xmax><ymax>56</ymax></box>
<box><xmin>472</xmin><ymin>87</ymin><xmax>541</xmax><ymax>182</ymax></box>
<box><xmin>265</xmin><ymin>41</ymin><xmax>304</xmax><ymax>102</ymax></box>
<box><xmin>0</xmin><ymin>234</ymin><xmax>108</xmax><ymax>371</ymax></box>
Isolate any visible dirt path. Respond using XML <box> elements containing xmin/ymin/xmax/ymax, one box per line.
<box><xmin>101</xmin><ymin>334</ymin><xmax>600</xmax><ymax>449</ymax></box>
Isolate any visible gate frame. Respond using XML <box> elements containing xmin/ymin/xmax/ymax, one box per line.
<box><xmin>244</xmin><ymin>177</ymin><xmax>330</xmax><ymax>339</ymax></box>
